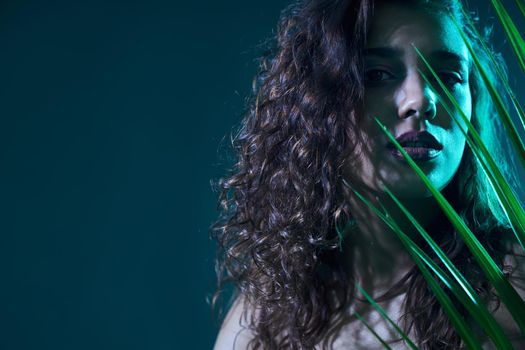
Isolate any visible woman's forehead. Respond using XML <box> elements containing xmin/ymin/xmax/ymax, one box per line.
<box><xmin>365</xmin><ymin>2</ymin><xmax>468</xmax><ymax>61</ymax></box>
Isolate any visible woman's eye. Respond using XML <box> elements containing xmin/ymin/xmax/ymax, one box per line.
<box><xmin>365</xmin><ymin>69</ymin><xmax>394</xmax><ymax>82</ymax></box>
<box><xmin>436</xmin><ymin>72</ymin><xmax>464</xmax><ymax>86</ymax></box>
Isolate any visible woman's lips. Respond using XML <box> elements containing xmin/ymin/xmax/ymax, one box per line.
<box><xmin>388</xmin><ymin>146</ymin><xmax>442</xmax><ymax>162</ymax></box>
<box><xmin>386</xmin><ymin>130</ymin><xmax>443</xmax><ymax>162</ymax></box>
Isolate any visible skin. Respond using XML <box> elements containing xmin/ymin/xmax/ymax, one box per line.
<box><xmin>342</xmin><ymin>1</ymin><xmax>473</xmax><ymax>292</ymax></box>
<box><xmin>339</xmin><ymin>3</ymin><xmax>473</xmax><ymax>348</ymax></box>
<box><xmin>337</xmin><ymin>3</ymin><xmax>525</xmax><ymax>349</ymax></box>
<box><xmin>214</xmin><ymin>3</ymin><xmax>525</xmax><ymax>350</ymax></box>
<box><xmin>215</xmin><ymin>4</ymin><xmax>477</xmax><ymax>348</ymax></box>
<box><xmin>347</xmin><ymin>4</ymin><xmax>472</xmax><ymax>199</ymax></box>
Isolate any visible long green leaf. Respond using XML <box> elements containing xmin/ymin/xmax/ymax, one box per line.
<box><xmin>414</xmin><ymin>45</ymin><xmax>525</xmax><ymax>252</ymax></box>
<box><xmin>335</xmin><ymin>218</ymin><xmax>355</xmax><ymax>252</ymax></box>
<box><xmin>490</xmin><ymin>0</ymin><xmax>525</xmax><ymax>74</ymax></box>
<box><xmin>413</xmin><ymin>251</ymin><xmax>483</xmax><ymax>350</ymax></box>
<box><xmin>383</xmin><ymin>186</ymin><xmax>514</xmax><ymax>349</ymax></box>
<box><xmin>375</xmin><ymin>117</ymin><xmax>525</xmax><ymax>335</ymax></box>
<box><xmin>421</xmin><ymin>67</ymin><xmax>525</xmax><ymax>247</ymax></box>
<box><xmin>351</xmin><ymin>186</ymin><xmax>513</xmax><ymax>349</ymax></box>
<box><xmin>516</xmin><ymin>0</ymin><xmax>525</xmax><ymax>20</ymax></box>
<box><xmin>450</xmin><ymin>15</ymin><xmax>525</xmax><ymax>172</ymax></box>
<box><xmin>354</xmin><ymin>311</ymin><xmax>394</xmax><ymax>350</ymax></box>
<box><xmin>356</xmin><ymin>283</ymin><xmax>419</xmax><ymax>350</ymax></box>
<box><xmin>350</xmin><ymin>188</ymin><xmax>484</xmax><ymax>349</ymax></box>
<box><xmin>458</xmin><ymin>8</ymin><xmax>525</xmax><ymax>140</ymax></box>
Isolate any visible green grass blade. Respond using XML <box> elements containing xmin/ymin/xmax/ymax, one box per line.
<box><xmin>354</xmin><ymin>311</ymin><xmax>394</xmax><ymax>350</ymax></box>
<box><xmin>335</xmin><ymin>219</ymin><xmax>355</xmax><ymax>252</ymax></box>
<box><xmin>450</xmin><ymin>15</ymin><xmax>525</xmax><ymax>172</ymax></box>
<box><xmin>350</xmin><ymin>185</ymin><xmax>513</xmax><ymax>349</ymax></box>
<box><xmin>458</xmin><ymin>8</ymin><xmax>525</xmax><ymax>138</ymax></box>
<box><xmin>424</xmin><ymin>72</ymin><xmax>525</xmax><ymax>249</ymax></box>
<box><xmin>490</xmin><ymin>0</ymin><xmax>525</xmax><ymax>74</ymax></box>
<box><xmin>383</xmin><ymin>186</ymin><xmax>514</xmax><ymax>349</ymax></box>
<box><xmin>516</xmin><ymin>0</ymin><xmax>525</xmax><ymax>20</ymax></box>
<box><xmin>350</xmin><ymin>188</ymin><xmax>486</xmax><ymax>349</ymax></box>
<box><xmin>412</xmin><ymin>252</ymin><xmax>483</xmax><ymax>350</ymax></box>
<box><xmin>414</xmin><ymin>45</ymin><xmax>525</xmax><ymax>252</ymax></box>
<box><xmin>409</xmin><ymin>251</ymin><xmax>508</xmax><ymax>350</ymax></box>
<box><xmin>356</xmin><ymin>283</ymin><xmax>419</xmax><ymax>350</ymax></box>
<box><xmin>375</xmin><ymin>117</ymin><xmax>525</xmax><ymax>335</ymax></box>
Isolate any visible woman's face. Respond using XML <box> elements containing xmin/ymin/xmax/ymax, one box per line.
<box><xmin>346</xmin><ymin>2</ymin><xmax>472</xmax><ymax>199</ymax></box>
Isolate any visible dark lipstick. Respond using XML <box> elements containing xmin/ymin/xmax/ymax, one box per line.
<box><xmin>386</xmin><ymin>130</ymin><xmax>443</xmax><ymax>162</ymax></box>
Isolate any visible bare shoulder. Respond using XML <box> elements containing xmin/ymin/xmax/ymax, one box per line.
<box><xmin>504</xmin><ymin>241</ymin><xmax>525</xmax><ymax>293</ymax></box>
<box><xmin>213</xmin><ymin>296</ymin><xmax>256</xmax><ymax>350</ymax></box>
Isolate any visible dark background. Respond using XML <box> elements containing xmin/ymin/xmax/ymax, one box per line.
<box><xmin>0</xmin><ymin>1</ymin><xmax>523</xmax><ymax>349</ymax></box>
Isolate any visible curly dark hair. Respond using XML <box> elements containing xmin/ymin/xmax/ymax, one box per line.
<box><xmin>210</xmin><ymin>0</ymin><xmax>518</xmax><ymax>348</ymax></box>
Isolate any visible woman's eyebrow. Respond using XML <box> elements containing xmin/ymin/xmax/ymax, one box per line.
<box><xmin>363</xmin><ymin>47</ymin><xmax>402</xmax><ymax>58</ymax></box>
<box><xmin>364</xmin><ymin>47</ymin><xmax>468</xmax><ymax>65</ymax></box>
<box><xmin>430</xmin><ymin>50</ymin><xmax>469</xmax><ymax>65</ymax></box>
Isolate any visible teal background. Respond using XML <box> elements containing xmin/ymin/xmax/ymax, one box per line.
<box><xmin>0</xmin><ymin>1</ymin><xmax>522</xmax><ymax>349</ymax></box>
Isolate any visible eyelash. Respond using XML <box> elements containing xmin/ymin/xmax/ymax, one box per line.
<box><xmin>364</xmin><ymin>68</ymin><xmax>464</xmax><ymax>87</ymax></box>
<box><xmin>365</xmin><ymin>68</ymin><xmax>395</xmax><ymax>82</ymax></box>
<box><xmin>434</xmin><ymin>72</ymin><xmax>464</xmax><ymax>86</ymax></box>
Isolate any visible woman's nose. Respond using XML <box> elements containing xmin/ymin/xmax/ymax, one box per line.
<box><xmin>396</xmin><ymin>72</ymin><xmax>437</xmax><ymax>120</ymax></box>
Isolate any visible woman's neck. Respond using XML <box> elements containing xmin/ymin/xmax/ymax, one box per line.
<box><xmin>343</xmin><ymin>190</ymin><xmax>442</xmax><ymax>298</ymax></box>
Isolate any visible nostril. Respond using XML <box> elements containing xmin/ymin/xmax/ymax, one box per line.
<box><xmin>400</xmin><ymin>109</ymin><xmax>415</xmax><ymax>119</ymax></box>
<box><xmin>397</xmin><ymin>77</ymin><xmax>438</xmax><ymax>120</ymax></box>
<box><xmin>424</xmin><ymin>102</ymin><xmax>437</xmax><ymax>120</ymax></box>
<box><xmin>398</xmin><ymin>99</ymin><xmax>437</xmax><ymax>120</ymax></box>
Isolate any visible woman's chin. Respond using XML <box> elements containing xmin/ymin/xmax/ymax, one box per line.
<box><xmin>379</xmin><ymin>171</ymin><xmax>456</xmax><ymax>200</ymax></box>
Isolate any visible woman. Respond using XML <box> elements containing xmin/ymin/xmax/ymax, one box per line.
<box><xmin>211</xmin><ymin>0</ymin><xmax>525</xmax><ymax>348</ymax></box>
